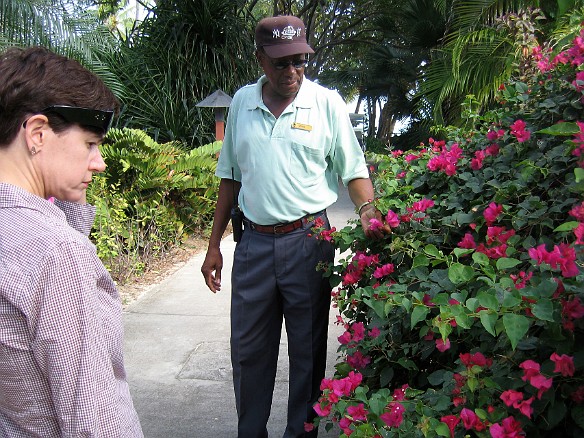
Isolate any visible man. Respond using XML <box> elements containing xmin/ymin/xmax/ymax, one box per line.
<box><xmin>201</xmin><ymin>15</ymin><xmax>387</xmax><ymax>438</ymax></box>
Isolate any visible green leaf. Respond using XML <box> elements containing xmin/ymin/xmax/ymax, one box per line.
<box><xmin>477</xmin><ymin>291</ymin><xmax>499</xmax><ymax>310</ymax></box>
<box><xmin>503</xmin><ymin>314</ymin><xmax>530</xmax><ymax>350</ymax></box>
<box><xmin>380</xmin><ymin>366</ymin><xmax>394</xmax><ymax>387</ymax></box>
<box><xmin>397</xmin><ymin>357</ymin><xmax>418</xmax><ymax>370</ymax></box>
<box><xmin>572</xmin><ymin>405</ymin><xmax>584</xmax><ymax>429</ymax></box>
<box><xmin>466</xmin><ymin>297</ymin><xmax>479</xmax><ymax>312</ymax></box>
<box><xmin>424</xmin><ymin>244</ymin><xmax>441</xmax><ymax>257</ymax></box>
<box><xmin>536</xmin><ymin>121</ymin><xmax>579</xmax><ymax>136</ymax></box>
<box><xmin>479</xmin><ymin>310</ymin><xmax>498</xmax><ymax>336</ymax></box>
<box><xmin>411</xmin><ymin>306</ymin><xmax>430</xmax><ymax>328</ymax></box>
<box><xmin>531</xmin><ymin>298</ymin><xmax>555</xmax><ymax>321</ymax></box>
<box><xmin>576</xmin><ymin>168</ymin><xmax>584</xmax><ymax>183</ymax></box>
<box><xmin>496</xmin><ymin>258</ymin><xmax>522</xmax><ymax>270</ymax></box>
<box><xmin>412</xmin><ymin>254</ymin><xmax>430</xmax><ymax>268</ymax></box>
<box><xmin>448</xmin><ymin>263</ymin><xmax>474</xmax><ymax>284</ymax></box>
<box><xmin>435</xmin><ymin>423</ymin><xmax>451</xmax><ymax>437</ymax></box>
<box><xmin>502</xmin><ymin>293</ymin><xmax>521</xmax><ymax>308</ymax></box>
<box><xmin>472</xmin><ymin>252</ymin><xmax>490</xmax><ymax>266</ymax></box>
<box><xmin>546</xmin><ymin>400</ymin><xmax>567</xmax><ymax>429</ymax></box>
<box><xmin>451</xmin><ymin>306</ymin><xmax>471</xmax><ymax>329</ymax></box>
<box><xmin>364</xmin><ymin>298</ymin><xmax>386</xmax><ymax>319</ymax></box>
<box><xmin>554</xmin><ymin>221</ymin><xmax>580</xmax><ymax>232</ymax></box>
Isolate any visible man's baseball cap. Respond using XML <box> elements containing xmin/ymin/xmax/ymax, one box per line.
<box><xmin>255</xmin><ymin>15</ymin><xmax>314</xmax><ymax>58</ymax></box>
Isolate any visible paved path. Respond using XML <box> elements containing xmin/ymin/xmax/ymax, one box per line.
<box><xmin>123</xmin><ymin>182</ymin><xmax>355</xmax><ymax>437</ymax></box>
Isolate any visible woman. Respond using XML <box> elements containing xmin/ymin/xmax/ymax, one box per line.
<box><xmin>0</xmin><ymin>47</ymin><xmax>143</xmax><ymax>437</ymax></box>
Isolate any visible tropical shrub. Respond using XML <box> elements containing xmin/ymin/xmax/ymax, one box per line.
<box><xmin>309</xmin><ymin>25</ymin><xmax>584</xmax><ymax>437</ymax></box>
<box><xmin>87</xmin><ymin>128</ymin><xmax>220</xmax><ymax>283</ymax></box>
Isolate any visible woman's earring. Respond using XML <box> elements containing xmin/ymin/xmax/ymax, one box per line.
<box><xmin>30</xmin><ymin>146</ymin><xmax>37</xmax><ymax>155</ymax></box>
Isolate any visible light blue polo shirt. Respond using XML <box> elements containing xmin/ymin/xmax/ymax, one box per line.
<box><xmin>216</xmin><ymin>76</ymin><xmax>369</xmax><ymax>225</ymax></box>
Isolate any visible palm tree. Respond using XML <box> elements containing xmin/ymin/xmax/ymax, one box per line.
<box><xmin>0</xmin><ymin>0</ymin><xmax>125</xmax><ymax>98</ymax></box>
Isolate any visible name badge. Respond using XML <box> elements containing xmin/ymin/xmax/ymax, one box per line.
<box><xmin>291</xmin><ymin>122</ymin><xmax>312</xmax><ymax>131</ymax></box>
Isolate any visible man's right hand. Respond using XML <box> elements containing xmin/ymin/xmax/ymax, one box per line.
<box><xmin>201</xmin><ymin>247</ymin><xmax>223</xmax><ymax>293</ymax></box>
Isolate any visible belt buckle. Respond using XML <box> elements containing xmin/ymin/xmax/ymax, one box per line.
<box><xmin>273</xmin><ymin>223</ymin><xmax>286</xmax><ymax>234</ymax></box>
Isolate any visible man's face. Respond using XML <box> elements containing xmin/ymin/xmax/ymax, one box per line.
<box><xmin>256</xmin><ymin>49</ymin><xmax>308</xmax><ymax>99</ymax></box>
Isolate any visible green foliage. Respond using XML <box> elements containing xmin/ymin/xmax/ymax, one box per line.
<box><xmin>87</xmin><ymin>128</ymin><xmax>221</xmax><ymax>283</ymax></box>
<box><xmin>310</xmin><ymin>25</ymin><xmax>584</xmax><ymax>437</ymax></box>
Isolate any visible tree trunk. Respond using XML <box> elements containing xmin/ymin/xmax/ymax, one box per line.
<box><xmin>377</xmin><ymin>101</ymin><xmax>395</xmax><ymax>143</ymax></box>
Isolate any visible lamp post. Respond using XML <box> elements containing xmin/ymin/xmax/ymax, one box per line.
<box><xmin>195</xmin><ymin>89</ymin><xmax>232</xmax><ymax>141</ymax></box>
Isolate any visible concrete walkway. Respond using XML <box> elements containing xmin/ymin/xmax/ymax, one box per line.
<box><xmin>123</xmin><ymin>182</ymin><xmax>355</xmax><ymax>437</ymax></box>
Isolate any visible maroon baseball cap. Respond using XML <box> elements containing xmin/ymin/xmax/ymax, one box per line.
<box><xmin>255</xmin><ymin>15</ymin><xmax>314</xmax><ymax>58</ymax></box>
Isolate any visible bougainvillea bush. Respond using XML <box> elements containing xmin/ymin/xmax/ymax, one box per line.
<box><xmin>309</xmin><ymin>26</ymin><xmax>584</xmax><ymax>438</ymax></box>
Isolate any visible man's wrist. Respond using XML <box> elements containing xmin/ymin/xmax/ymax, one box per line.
<box><xmin>356</xmin><ymin>199</ymin><xmax>374</xmax><ymax>216</ymax></box>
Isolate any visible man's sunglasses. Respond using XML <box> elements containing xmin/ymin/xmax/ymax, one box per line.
<box><xmin>40</xmin><ymin>105</ymin><xmax>114</xmax><ymax>132</ymax></box>
<box><xmin>269</xmin><ymin>59</ymin><xmax>308</xmax><ymax>70</ymax></box>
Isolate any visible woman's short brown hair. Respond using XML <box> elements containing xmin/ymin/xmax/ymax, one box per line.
<box><xmin>0</xmin><ymin>46</ymin><xmax>119</xmax><ymax>147</ymax></box>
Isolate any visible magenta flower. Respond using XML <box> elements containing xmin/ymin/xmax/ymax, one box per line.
<box><xmin>510</xmin><ymin>119</ymin><xmax>531</xmax><ymax>143</ymax></box>
<box><xmin>385</xmin><ymin>210</ymin><xmax>400</xmax><ymax>228</ymax></box>
<box><xmin>460</xmin><ymin>408</ymin><xmax>479</xmax><ymax>430</ymax></box>
<box><xmin>569</xmin><ymin>201</ymin><xmax>584</xmax><ymax>221</ymax></box>
<box><xmin>368</xmin><ymin>327</ymin><xmax>380</xmax><ymax>338</ymax></box>
<box><xmin>515</xmin><ymin>396</ymin><xmax>535</xmax><ymax>418</ymax></box>
<box><xmin>484</xmin><ymin>202</ymin><xmax>503</xmax><ymax>225</ymax></box>
<box><xmin>373</xmin><ymin>263</ymin><xmax>395</xmax><ymax>279</ymax></box>
<box><xmin>392</xmin><ymin>384</ymin><xmax>409</xmax><ymax>401</ymax></box>
<box><xmin>530</xmin><ymin>374</ymin><xmax>553</xmax><ymax>399</ymax></box>
<box><xmin>436</xmin><ymin>338</ymin><xmax>451</xmax><ymax>352</ymax></box>
<box><xmin>550</xmin><ymin>352</ymin><xmax>575</xmax><ymax>377</ymax></box>
<box><xmin>486</xmin><ymin>129</ymin><xmax>505</xmax><ymax>141</ymax></box>
<box><xmin>490</xmin><ymin>416</ymin><xmax>524</xmax><ymax>438</ymax></box>
<box><xmin>411</xmin><ymin>198</ymin><xmax>435</xmax><ymax>212</ymax></box>
<box><xmin>458</xmin><ymin>232</ymin><xmax>477</xmax><ymax>249</ymax></box>
<box><xmin>440</xmin><ymin>415</ymin><xmax>460</xmax><ymax>438</ymax></box>
<box><xmin>519</xmin><ymin>359</ymin><xmax>541</xmax><ymax>381</ymax></box>
<box><xmin>368</xmin><ymin>218</ymin><xmax>383</xmax><ymax>231</ymax></box>
<box><xmin>501</xmin><ymin>390</ymin><xmax>524</xmax><ymax>407</ymax></box>
<box><xmin>380</xmin><ymin>402</ymin><xmax>404</xmax><ymax>428</ymax></box>
<box><xmin>347</xmin><ymin>403</ymin><xmax>368</xmax><ymax>422</ymax></box>
<box><xmin>486</xmin><ymin>144</ymin><xmax>500</xmax><ymax>156</ymax></box>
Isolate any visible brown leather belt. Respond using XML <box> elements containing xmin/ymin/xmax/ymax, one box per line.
<box><xmin>244</xmin><ymin>211</ymin><xmax>325</xmax><ymax>235</ymax></box>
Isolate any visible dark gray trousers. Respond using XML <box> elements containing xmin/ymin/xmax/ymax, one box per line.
<box><xmin>231</xmin><ymin>214</ymin><xmax>334</xmax><ymax>438</ymax></box>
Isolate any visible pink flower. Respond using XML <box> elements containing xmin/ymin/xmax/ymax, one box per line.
<box><xmin>368</xmin><ymin>327</ymin><xmax>381</xmax><ymax>338</ymax></box>
<box><xmin>368</xmin><ymin>218</ymin><xmax>383</xmax><ymax>231</ymax></box>
<box><xmin>392</xmin><ymin>384</ymin><xmax>409</xmax><ymax>401</ymax></box>
<box><xmin>486</xmin><ymin>144</ymin><xmax>500</xmax><ymax>156</ymax></box>
<box><xmin>460</xmin><ymin>408</ymin><xmax>479</xmax><ymax>430</ymax></box>
<box><xmin>347</xmin><ymin>403</ymin><xmax>368</xmax><ymax>421</ymax></box>
<box><xmin>440</xmin><ymin>415</ymin><xmax>460</xmax><ymax>438</ymax></box>
<box><xmin>484</xmin><ymin>202</ymin><xmax>503</xmax><ymax>225</ymax></box>
<box><xmin>471</xmin><ymin>149</ymin><xmax>486</xmax><ymax>170</ymax></box>
<box><xmin>436</xmin><ymin>338</ymin><xmax>451</xmax><ymax>352</ymax></box>
<box><xmin>575</xmin><ymin>223</ymin><xmax>584</xmax><ymax>244</ymax></box>
<box><xmin>313</xmin><ymin>401</ymin><xmax>332</xmax><ymax>416</ymax></box>
<box><xmin>490</xmin><ymin>416</ymin><xmax>524</xmax><ymax>438</ymax></box>
<box><xmin>373</xmin><ymin>263</ymin><xmax>395</xmax><ymax>279</ymax></box>
<box><xmin>515</xmin><ymin>396</ymin><xmax>534</xmax><ymax>418</ymax></box>
<box><xmin>486</xmin><ymin>129</ymin><xmax>505</xmax><ymax>141</ymax></box>
<box><xmin>458</xmin><ymin>232</ymin><xmax>477</xmax><ymax>249</ymax></box>
<box><xmin>351</xmin><ymin>322</ymin><xmax>365</xmax><ymax>342</ymax></box>
<box><xmin>519</xmin><ymin>360</ymin><xmax>541</xmax><ymax>381</ymax></box>
<box><xmin>460</xmin><ymin>352</ymin><xmax>492</xmax><ymax>368</ymax></box>
<box><xmin>304</xmin><ymin>422</ymin><xmax>315</xmax><ymax>432</ymax></box>
<box><xmin>571</xmin><ymin>386</ymin><xmax>584</xmax><ymax>404</ymax></box>
<box><xmin>569</xmin><ymin>201</ymin><xmax>584</xmax><ymax>221</ymax></box>
<box><xmin>510</xmin><ymin>119</ymin><xmax>531</xmax><ymax>143</ymax></box>
<box><xmin>338</xmin><ymin>331</ymin><xmax>352</xmax><ymax>345</ymax></box>
<box><xmin>551</xmin><ymin>352</ymin><xmax>575</xmax><ymax>377</ymax></box>
<box><xmin>411</xmin><ymin>198</ymin><xmax>435</xmax><ymax>212</ymax></box>
<box><xmin>385</xmin><ymin>210</ymin><xmax>400</xmax><ymax>228</ymax></box>
<box><xmin>530</xmin><ymin>374</ymin><xmax>553</xmax><ymax>399</ymax></box>
<box><xmin>380</xmin><ymin>402</ymin><xmax>404</xmax><ymax>428</ymax></box>
<box><xmin>501</xmin><ymin>389</ymin><xmax>523</xmax><ymax>407</ymax></box>
<box><xmin>346</xmin><ymin>350</ymin><xmax>371</xmax><ymax>370</ymax></box>
<box><xmin>510</xmin><ymin>271</ymin><xmax>533</xmax><ymax>289</ymax></box>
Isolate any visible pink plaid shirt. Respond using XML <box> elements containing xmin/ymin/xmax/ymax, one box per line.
<box><xmin>0</xmin><ymin>183</ymin><xmax>143</xmax><ymax>437</ymax></box>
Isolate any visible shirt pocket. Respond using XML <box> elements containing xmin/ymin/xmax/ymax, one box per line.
<box><xmin>289</xmin><ymin>142</ymin><xmax>326</xmax><ymax>187</ymax></box>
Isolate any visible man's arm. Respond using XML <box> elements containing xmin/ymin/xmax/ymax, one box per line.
<box><xmin>347</xmin><ymin>177</ymin><xmax>390</xmax><ymax>239</ymax></box>
<box><xmin>201</xmin><ymin>178</ymin><xmax>241</xmax><ymax>293</ymax></box>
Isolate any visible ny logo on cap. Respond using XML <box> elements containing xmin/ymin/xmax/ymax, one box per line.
<box><xmin>273</xmin><ymin>25</ymin><xmax>301</xmax><ymax>40</ymax></box>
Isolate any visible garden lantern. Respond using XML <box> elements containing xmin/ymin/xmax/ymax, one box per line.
<box><xmin>196</xmin><ymin>89</ymin><xmax>232</xmax><ymax>141</ymax></box>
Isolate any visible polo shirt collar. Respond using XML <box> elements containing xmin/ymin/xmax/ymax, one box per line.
<box><xmin>247</xmin><ymin>75</ymin><xmax>316</xmax><ymax>111</ymax></box>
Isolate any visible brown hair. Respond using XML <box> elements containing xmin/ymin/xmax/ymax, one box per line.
<box><xmin>0</xmin><ymin>46</ymin><xmax>119</xmax><ymax>147</ymax></box>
